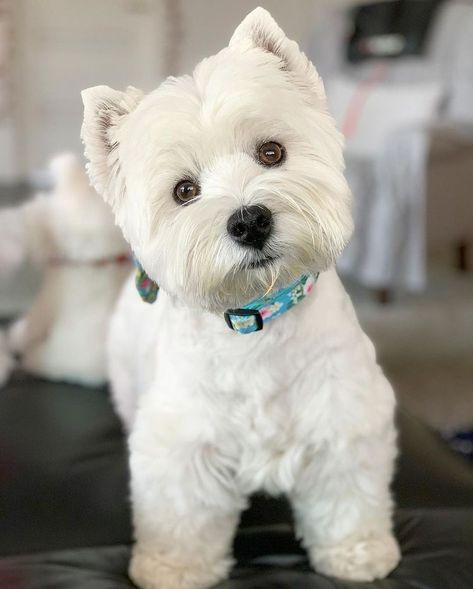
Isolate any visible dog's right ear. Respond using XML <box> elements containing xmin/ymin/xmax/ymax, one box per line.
<box><xmin>81</xmin><ymin>85</ymin><xmax>143</xmax><ymax>209</ymax></box>
<box><xmin>229</xmin><ymin>8</ymin><xmax>326</xmax><ymax>103</ymax></box>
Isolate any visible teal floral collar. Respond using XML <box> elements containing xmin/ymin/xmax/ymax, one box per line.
<box><xmin>134</xmin><ymin>258</ymin><xmax>159</xmax><ymax>303</ymax></box>
<box><xmin>134</xmin><ymin>258</ymin><xmax>318</xmax><ymax>334</ymax></box>
<box><xmin>224</xmin><ymin>273</ymin><xmax>318</xmax><ymax>334</ymax></box>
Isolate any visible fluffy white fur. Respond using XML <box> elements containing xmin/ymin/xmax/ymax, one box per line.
<box><xmin>0</xmin><ymin>153</ymin><xmax>130</xmax><ymax>387</ymax></box>
<box><xmin>81</xmin><ymin>8</ymin><xmax>400</xmax><ymax>588</ymax></box>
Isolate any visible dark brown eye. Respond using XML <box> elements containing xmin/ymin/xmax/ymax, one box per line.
<box><xmin>173</xmin><ymin>179</ymin><xmax>200</xmax><ymax>204</ymax></box>
<box><xmin>257</xmin><ymin>141</ymin><xmax>285</xmax><ymax>167</ymax></box>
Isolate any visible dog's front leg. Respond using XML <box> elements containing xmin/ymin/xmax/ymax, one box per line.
<box><xmin>128</xmin><ymin>402</ymin><xmax>243</xmax><ymax>589</ymax></box>
<box><xmin>291</xmin><ymin>425</ymin><xmax>400</xmax><ymax>582</ymax></box>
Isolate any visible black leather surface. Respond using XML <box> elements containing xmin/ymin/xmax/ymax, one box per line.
<box><xmin>0</xmin><ymin>373</ymin><xmax>131</xmax><ymax>556</ymax></box>
<box><xmin>2</xmin><ymin>510</ymin><xmax>473</xmax><ymax>588</ymax></box>
<box><xmin>1</xmin><ymin>372</ymin><xmax>473</xmax><ymax>588</ymax></box>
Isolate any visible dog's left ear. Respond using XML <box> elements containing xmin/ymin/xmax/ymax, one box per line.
<box><xmin>229</xmin><ymin>7</ymin><xmax>325</xmax><ymax>101</ymax></box>
<box><xmin>81</xmin><ymin>85</ymin><xmax>144</xmax><ymax>210</ymax></box>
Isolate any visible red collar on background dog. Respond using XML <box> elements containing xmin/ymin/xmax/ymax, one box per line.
<box><xmin>49</xmin><ymin>254</ymin><xmax>131</xmax><ymax>267</ymax></box>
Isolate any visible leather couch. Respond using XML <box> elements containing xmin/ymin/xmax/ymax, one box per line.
<box><xmin>1</xmin><ymin>371</ymin><xmax>473</xmax><ymax>588</ymax></box>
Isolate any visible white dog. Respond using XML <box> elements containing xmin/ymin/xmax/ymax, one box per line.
<box><xmin>81</xmin><ymin>8</ymin><xmax>400</xmax><ymax>588</ymax></box>
<box><xmin>1</xmin><ymin>153</ymin><xmax>130</xmax><ymax>387</ymax></box>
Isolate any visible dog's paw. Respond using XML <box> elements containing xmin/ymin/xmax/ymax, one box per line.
<box><xmin>309</xmin><ymin>531</ymin><xmax>400</xmax><ymax>582</ymax></box>
<box><xmin>129</xmin><ymin>546</ymin><xmax>232</xmax><ymax>589</ymax></box>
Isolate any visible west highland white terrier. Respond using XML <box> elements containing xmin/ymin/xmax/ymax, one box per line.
<box><xmin>81</xmin><ymin>8</ymin><xmax>400</xmax><ymax>588</ymax></box>
<box><xmin>0</xmin><ymin>153</ymin><xmax>130</xmax><ymax>387</ymax></box>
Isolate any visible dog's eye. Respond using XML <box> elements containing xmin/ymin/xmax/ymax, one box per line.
<box><xmin>257</xmin><ymin>142</ymin><xmax>285</xmax><ymax>167</ymax></box>
<box><xmin>173</xmin><ymin>180</ymin><xmax>200</xmax><ymax>204</ymax></box>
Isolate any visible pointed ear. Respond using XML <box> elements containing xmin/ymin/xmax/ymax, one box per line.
<box><xmin>81</xmin><ymin>85</ymin><xmax>143</xmax><ymax>208</ymax></box>
<box><xmin>229</xmin><ymin>7</ymin><xmax>325</xmax><ymax>100</ymax></box>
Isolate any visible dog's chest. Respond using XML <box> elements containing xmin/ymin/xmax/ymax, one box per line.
<box><xmin>208</xmin><ymin>338</ymin><xmax>312</xmax><ymax>496</ymax></box>
<box><xmin>155</xmin><ymin>296</ymin><xmax>323</xmax><ymax>494</ymax></box>
<box><xmin>228</xmin><ymin>386</ymin><xmax>308</xmax><ymax>495</ymax></box>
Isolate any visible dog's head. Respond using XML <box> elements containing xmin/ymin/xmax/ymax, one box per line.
<box><xmin>81</xmin><ymin>8</ymin><xmax>352</xmax><ymax>312</ymax></box>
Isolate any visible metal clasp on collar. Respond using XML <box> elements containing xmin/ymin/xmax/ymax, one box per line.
<box><xmin>224</xmin><ymin>308</ymin><xmax>264</xmax><ymax>332</ymax></box>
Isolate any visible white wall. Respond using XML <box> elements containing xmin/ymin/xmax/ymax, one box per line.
<box><xmin>11</xmin><ymin>0</ymin><xmax>164</xmax><ymax>184</ymax></box>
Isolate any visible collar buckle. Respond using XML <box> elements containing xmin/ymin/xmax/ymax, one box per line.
<box><xmin>224</xmin><ymin>308</ymin><xmax>263</xmax><ymax>333</ymax></box>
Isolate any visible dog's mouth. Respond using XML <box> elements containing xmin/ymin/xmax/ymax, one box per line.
<box><xmin>247</xmin><ymin>254</ymin><xmax>280</xmax><ymax>269</ymax></box>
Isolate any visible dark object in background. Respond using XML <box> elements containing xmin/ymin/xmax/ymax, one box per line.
<box><xmin>347</xmin><ymin>0</ymin><xmax>445</xmax><ymax>62</ymax></box>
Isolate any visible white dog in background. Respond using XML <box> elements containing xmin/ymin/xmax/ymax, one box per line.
<box><xmin>0</xmin><ymin>153</ymin><xmax>130</xmax><ymax>387</ymax></box>
<box><xmin>82</xmin><ymin>8</ymin><xmax>400</xmax><ymax>588</ymax></box>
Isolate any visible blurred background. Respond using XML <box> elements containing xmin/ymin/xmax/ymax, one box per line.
<box><xmin>0</xmin><ymin>0</ymin><xmax>472</xmax><ymax>448</ymax></box>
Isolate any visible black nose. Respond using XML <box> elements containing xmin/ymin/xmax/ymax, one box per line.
<box><xmin>227</xmin><ymin>205</ymin><xmax>273</xmax><ymax>250</ymax></box>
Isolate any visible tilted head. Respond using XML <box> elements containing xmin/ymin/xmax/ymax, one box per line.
<box><xmin>81</xmin><ymin>7</ymin><xmax>352</xmax><ymax>312</ymax></box>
